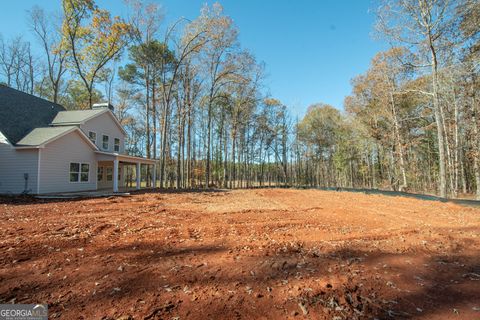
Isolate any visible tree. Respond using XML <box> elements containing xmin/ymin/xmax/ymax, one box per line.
<box><xmin>0</xmin><ymin>35</ymin><xmax>37</xmax><ymax>93</ymax></box>
<box><xmin>346</xmin><ymin>48</ymin><xmax>414</xmax><ymax>191</ymax></box>
<box><xmin>187</xmin><ymin>3</ymin><xmax>239</xmax><ymax>188</ymax></box>
<box><xmin>119</xmin><ymin>40</ymin><xmax>173</xmax><ymax>159</ymax></box>
<box><xmin>297</xmin><ymin>104</ymin><xmax>343</xmax><ymax>187</ymax></box>
<box><xmin>62</xmin><ymin>0</ymin><xmax>131</xmax><ymax>108</ymax></box>
<box><xmin>458</xmin><ymin>0</ymin><xmax>480</xmax><ymax>199</ymax></box>
<box><xmin>155</xmin><ymin>14</ymin><xmax>207</xmax><ymax>188</ymax></box>
<box><xmin>376</xmin><ymin>0</ymin><xmax>466</xmax><ymax>197</ymax></box>
<box><xmin>61</xmin><ymin>79</ymin><xmax>103</xmax><ymax>109</ymax></box>
<box><xmin>29</xmin><ymin>6</ymin><xmax>68</xmax><ymax>103</ymax></box>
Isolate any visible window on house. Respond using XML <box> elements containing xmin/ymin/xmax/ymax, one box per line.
<box><xmin>106</xmin><ymin>167</ymin><xmax>113</xmax><ymax>181</ymax></box>
<box><xmin>102</xmin><ymin>135</ymin><xmax>109</xmax><ymax>150</ymax></box>
<box><xmin>80</xmin><ymin>164</ymin><xmax>89</xmax><ymax>182</ymax></box>
<box><xmin>70</xmin><ymin>163</ymin><xmax>89</xmax><ymax>182</ymax></box>
<box><xmin>97</xmin><ymin>166</ymin><xmax>104</xmax><ymax>181</ymax></box>
<box><xmin>70</xmin><ymin>163</ymin><xmax>79</xmax><ymax>182</ymax></box>
<box><xmin>114</xmin><ymin>138</ymin><xmax>120</xmax><ymax>152</ymax></box>
<box><xmin>88</xmin><ymin>131</ymin><xmax>96</xmax><ymax>144</ymax></box>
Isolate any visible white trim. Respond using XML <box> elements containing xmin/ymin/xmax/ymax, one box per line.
<box><xmin>30</xmin><ymin>127</ymin><xmax>77</xmax><ymax>147</ymax></box>
<box><xmin>52</xmin><ymin>109</ymin><xmax>127</xmax><ymax>135</ymax></box>
<box><xmin>113</xmin><ymin>159</ymin><xmax>119</xmax><ymax>192</ymax></box>
<box><xmin>37</xmin><ymin>148</ymin><xmax>41</xmax><ymax>194</ymax></box>
<box><xmin>136</xmin><ymin>162</ymin><xmax>141</xmax><ymax>190</ymax></box>
<box><xmin>101</xmin><ymin>133</ymin><xmax>109</xmax><ymax>151</ymax></box>
<box><xmin>95</xmin><ymin>162</ymin><xmax>98</xmax><ymax>190</ymax></box>
<box><xmin>14</xmin><ymin>127</ymin><xmax>99</xmax><ymax>151</ymax></box>
<box><xmin>14</xmin><ymin>145</ymin><xmax>43</xmax><ymax>149</ymax></box>
<box><xmin>68</xmin><ymin>162</ymin><xmax>91</xmax><ymax>183</ymax></box>
<box><xmin>153</xmin><ymin>163</ymin><xmax>157</xmax><ymax>188</ymax></box>
<box><xmin>75</xmin><ymin>129</ymin><xmax>99</xmax><ymax>150</ymax></box>
<box><xmin>52</xmin><ymin>109</ymin><xmax>109</xmax><ymax>125</ymax></box>
<box><xmin>106</xmin><ymin>166</ymin><xmax>113</xmax><ymax>181</ymax></box>
<box><xmin>95</xmin><ymin>151</ymin><xmax>156</xmax><ymax>164</ymax></box>
<box><xmin>114</xmin><ymin>137</ymin><xmax>120</xmax><ymax>152</ymax></box>
<box><xmin>0</xmin><ymin>130</ymin><xmax>12</xmax><ymax>145</ymax></box>
<box><xmin>97</xmin><ymin>165</ymin><xmax>105</xmax><ymax>182</ymax></box>
<box><xmin>88</xmin><ymin>130</ymin><xmax>97</xmax><ymax>145</ymax></box>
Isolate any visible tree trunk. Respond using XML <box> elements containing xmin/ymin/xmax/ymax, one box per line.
<box><xmin>389</xmin><ymin>91</ymin><xmax>408</xmax><ymax>190</ymax></box>
<box><xmin>429</xmin><ymin>40</ymin><xmax>447</xmax><ymax>197</ymax></box>
<box><xmin>145</xmin><ymin>65</ymin><xmax>151</xmax><ymax>159</ymax></box>
<box><xmin>205</xmin><ymin>102</ymin><xmax>212</xmax><ymax>188</ymax></box>
<box><xmin>471</xmin><ymin>97</ymin><xmax>480</xmax><ymax>200</ymax></box>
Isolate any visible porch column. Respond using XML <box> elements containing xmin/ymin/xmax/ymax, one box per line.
<box><xmin>136</xmin><ymin>162</ymin><xmax>141</xmax><ymax>190</ymax></box>
<box><xmin>113</xmin><ymin>159</ymin><xmax>119</xmax><ymax>193</ymax></box>
<box><xmin>153</xmin><ymin>163</ymin><xmax>157</xmax><ymax>188</ymax></box>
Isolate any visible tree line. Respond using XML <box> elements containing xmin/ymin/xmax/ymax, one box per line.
<box><xmin>0</xmin><ymin>0</ymin><xmax>478</xmax><ymax>198</ymax></box>
<box><xmin>295</xmin><ymin>0</ymin><xmax>479</xmax><ymax>199</ymax></box>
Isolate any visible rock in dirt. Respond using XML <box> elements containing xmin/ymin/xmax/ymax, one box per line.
<box><xmin>298</xmin><ymin>302</ymin><xmax>308</xmax><ymax>315</ymax></box>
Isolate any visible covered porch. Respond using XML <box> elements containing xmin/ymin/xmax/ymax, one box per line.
<box><xmin>95</xmin><ymin>151</ymin><xmax>157</xmax><ymax>193</ymax></box>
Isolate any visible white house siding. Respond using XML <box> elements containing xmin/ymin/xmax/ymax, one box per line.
<box><xmin>80</xmin><ymin>112</ymin><xmax>125</xmax><ymax>153</ymax></box>
<box><xmin>0</xmin><ymin>133</ymin><xmax>39</xmax><ymax>194</ymax></box>
<box><xmin>39</xmin><ymin>130</ymin><xmax>97</xmax><ymax>194</ymax></box>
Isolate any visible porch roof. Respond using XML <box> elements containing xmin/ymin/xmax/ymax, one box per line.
<box><xmin>95</xmin><ymin>151</ymin><xmax>156</xmax><ymax>164</ymax></box>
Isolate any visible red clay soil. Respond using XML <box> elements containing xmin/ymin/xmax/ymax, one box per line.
<box><xmin>0</xmin><ymin>189</ymin><xmax>479</xmax><ymax>320</ymax></box>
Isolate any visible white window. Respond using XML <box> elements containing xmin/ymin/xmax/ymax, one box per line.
<box><xmin>114</xmin><ymin>138</ymin><xmax>120</xmax><ymax>152</ymax></box>
<box><xmin>88</xmin><ymin>131</ymin><xmax>96</xmax><ymax>144</ymax></box>
<box><xmin>97</xmin><ymin>167</ymin><xmax>104</xmax><ymax>181</ymax></box>
<box><xmin>70</xmin><ymin>163</ymin><xmax>89</xmax><ymax>182</ymax></box>
<box><xmin>102</xmin><ymin>135</ymin><xmax>109</xmax><ymax>150</ymax></box>
<box><xmin>106</xmin><ymin>167</ymin><xmax>113</xmax><ymax>181</ymax></box>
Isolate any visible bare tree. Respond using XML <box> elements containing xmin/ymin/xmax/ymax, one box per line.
<box><xmin>29</xmin><ymin>6</ymin><xmax>68</xmax><ymax>103</ymax></box>
<box><xmin>0</xmin><ymin>35</ymin><xmax>35</xmax><ymax>92</ymax></box>
<box><xmin>376</xmin><ymin>0</ymin><xmax>466</xmax><ymax>197</ymax></box>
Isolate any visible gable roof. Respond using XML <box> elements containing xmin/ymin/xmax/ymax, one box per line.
<box><xmin>16</xmin><ymin>126</ymin><xmax>77</xmax><ymax>146</ymax></box>
<box><xmin>51</xmin><ymin>108</ymin><xmax>127</xmax><ymax>135</ymax></box>
<box><xmin>51</xmin><ymin>109</ymin><xmax>107</xmax><ymax>125</ymax></box>
<box><xmin>0</xmin><ymin>85</ymin><xmax>66</xmax><ymax>144</ymax></box>
<box><xmin>16</xmin><ymin>126</ymin><xmax>98</xmax><ymax>150</ymax></box>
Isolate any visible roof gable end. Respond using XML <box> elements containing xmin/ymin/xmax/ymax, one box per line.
<box><xmin>51</xmin><ymin>108</ymin><xmax>127</xmax><ymax>135</ymax></box>
<box><xmin>16</xmin><ymin>126</ymin><xmax>98</xmax><ymax>150</ymax></box>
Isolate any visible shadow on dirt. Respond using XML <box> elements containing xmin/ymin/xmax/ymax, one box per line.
<box><xmin>3</xmin><ymin>186</ymin><xmax>480</xmax><ymax>208</ymax></box>
<box><xmin>2</xmin><ymin>240</ymin><xmax>478</xmax><ymax>319</ymax></box>
<box><xmin>297</xmin><ymin>186</ymin><xmax>480</xmax><ymax>208</ymax></box>
<box><xmin>0</xmin><ymin>188</ymin><xmax>228</xmax><ymax>206</ymax></box>
<box><xmin>130</xmin><ymin>188</ymin><xmax>228</xmax><ymax>195</ymax></box>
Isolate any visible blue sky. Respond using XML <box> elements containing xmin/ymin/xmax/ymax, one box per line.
<box><xmin>0</xmin><ymin>0</ymin><xmax>387</xmax><ymax>118</ymax></box>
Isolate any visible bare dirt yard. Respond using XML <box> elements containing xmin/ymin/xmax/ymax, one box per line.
<box><xmin>0</xmin><ymin>189</ymin><xmax>479</xmax><ymax>320</ymax></box>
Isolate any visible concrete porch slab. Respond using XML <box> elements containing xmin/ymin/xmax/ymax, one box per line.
<box><xmin>35</xmin><ymin>190</ymin><xmax>131</xmax><ymax>199</ymax></box>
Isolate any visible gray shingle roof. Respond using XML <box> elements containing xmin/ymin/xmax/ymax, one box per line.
<box><xmin>0</xmin><ymin>85</ymin><xmax>65</xmax><ymax>144</ymax></box>
<box><xmin>16</xmin><ymin>126</ymin><xmax>78</xmax><ymax>146</ymax></box>
<box><xmin>51</xmin><ymin>109</ymin><xmax>106</xmax><ymax>125</ymax></box>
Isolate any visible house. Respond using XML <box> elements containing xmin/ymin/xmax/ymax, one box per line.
<box><xmin>0</xmin><ymin>85</ymin><xmax>155</xmax><ymax>195</ymax></box>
